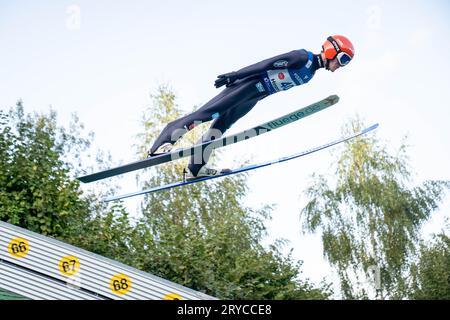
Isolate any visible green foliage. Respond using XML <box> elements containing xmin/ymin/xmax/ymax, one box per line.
<box><xmin>1</xmin><ymin>91</ymin><xmax>331</xmax><ymax>300</ymax></box>
<box><xmin>410</xmin><ymin>231</ymin><xmax>450</xmax><ymax>299</ymax></box>
<box><xmin>0</xmin><ymin>101</ymin><xmax>133</xmax><ymax>264</ymax></box>
<box><xmin>300</xmin><ymin>116</ymin><xmax>450</xmax><ymax>299</ymax></box>
<box><xmin>127</xmin><ymin>85</ymin><xmax>331</xmax><ymax>299</ymax></box>
<box><xmin>0</xmin><ymin>102</ymin><xmax>92</xmax><ymax>236</ymax></box>
<box><xmin>64</xmin><ymin>201</ymin><xmax>139</xmax><ymax>266</ymax></box>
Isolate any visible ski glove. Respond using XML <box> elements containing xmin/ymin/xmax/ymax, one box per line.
<box><xmin>214</xmin><ymin>72</ymin><xmax>238</xmax><ymax>88</ymax></box>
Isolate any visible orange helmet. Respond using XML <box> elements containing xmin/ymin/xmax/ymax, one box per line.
<box><xmin>322</xmin><ymin>35</ymin><xmax>355</xmax><ymax>66</ymax></box>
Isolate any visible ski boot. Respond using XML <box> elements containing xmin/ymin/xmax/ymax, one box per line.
<box><xmin>183</xmin><ymin>166</ymin><xmax>232</xmax><ymax>181</ymax></box>
<box><xmin>147</xmin><ymin>142</ymin><xmax>173</xmax><ymax>158</ymax></box>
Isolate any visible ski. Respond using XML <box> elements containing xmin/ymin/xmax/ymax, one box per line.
<box><xmin>77</xmin><ymin>95</ymin><xmax>339</xmax><ymax>183</ymax></box>
<box><xmin>104</xmin><ymin>123</ymin><xmax>379</xmax><ymax>202</ymax></box>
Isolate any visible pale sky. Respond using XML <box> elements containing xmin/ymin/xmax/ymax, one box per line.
<box><xmin>1</xmin><ymin>0</ymin><xmax>450</xmax><ymax>297</ymax></box>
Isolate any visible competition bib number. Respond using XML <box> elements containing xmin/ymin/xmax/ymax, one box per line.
<box><xmin>266</xmin><ymin>69</ymin><xmax>296</xmax><ymax>92</ymax></box>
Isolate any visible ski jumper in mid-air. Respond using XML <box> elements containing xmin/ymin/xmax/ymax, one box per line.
<box><xmin>149</xmin><ymin>35</ymin><xmax>355</xmax><ymax>180</ymax></box>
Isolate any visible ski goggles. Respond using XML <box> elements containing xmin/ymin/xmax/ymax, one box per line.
<box><xmin>336</xmin><ymin>52</ymin><xmax>352</xmax><ymax>66</ymax></box>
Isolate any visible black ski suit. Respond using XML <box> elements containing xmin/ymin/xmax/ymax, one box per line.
<box><xmin>150</xmin><ymin>49</ymin><xmax>324</xmax><ymax>176</ymax></box>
